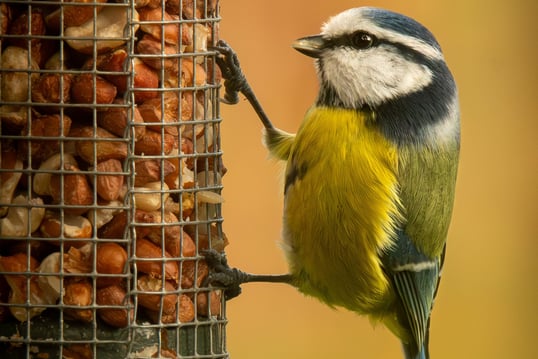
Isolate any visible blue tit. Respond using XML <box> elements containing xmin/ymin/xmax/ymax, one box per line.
<box><xmin>208</xmin><ymin>6</ymin><xmax>459</xmax><ymax>359</ymax></box>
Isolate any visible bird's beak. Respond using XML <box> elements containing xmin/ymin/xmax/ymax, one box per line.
<box><xmin>292</xmin><ymin>35</ymin><xmax>325</xmax><ymax>58</ymax></box>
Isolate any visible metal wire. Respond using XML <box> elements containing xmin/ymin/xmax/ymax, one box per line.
<box><xmin>0</xmin><ymin>0</ymin><xmax>227</xmax><ymax>357</ymax></box>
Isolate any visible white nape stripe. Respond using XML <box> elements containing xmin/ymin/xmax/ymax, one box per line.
<box><xmin>321</xmin><ymin>8</ymin><xmax>444</xmax><ymax>61</ymax></box>
<box><xmin>393</xmin><ymin>261</ymin><xmax>437</xmax><ymax>272</ymax></box>
<box><xmin>424</xmin><ymin>94</ymin><xmax>460</xmax><ymax>145</ymax></box>
<box><xmin>367</xmin><ymin>24</ymin><xmax>444</xmax><ymax>61</ymax></box>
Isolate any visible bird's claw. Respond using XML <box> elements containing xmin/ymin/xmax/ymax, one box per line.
<box><xmin>210</xmin><ymin>40</ymin><xmax>248</xmax><ymax>105</ymax></box>
<box><xmin>201</xmin><ymin>249</ymin><xmax>246</xmax><ymax>300</ymax></box>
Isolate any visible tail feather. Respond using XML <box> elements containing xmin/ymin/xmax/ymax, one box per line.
<box><xmin>402</xmin><ymin>317</ymin><xmax>431</xmax><ymax>359</ymax></box>
<box><xmin>402</xmin><ymin>343</ymin><xmax>428</xmax><ymax>359</ymax></box>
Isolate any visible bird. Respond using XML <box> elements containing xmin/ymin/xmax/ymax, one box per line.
<box><xmin>207</xmin><ymin>6</ymin><xmax>460</xmax><ymax>359</ymax></box>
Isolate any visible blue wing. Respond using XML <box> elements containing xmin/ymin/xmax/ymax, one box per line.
<box><xmin>382</xmin><ymin>230</ymin><xmax>444</xmax><ymax>359</ymax></box>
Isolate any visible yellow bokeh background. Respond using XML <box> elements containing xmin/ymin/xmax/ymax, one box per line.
<box><xmin>217</xmin><ymin>0</ymin><xmax>537</xmax><ymax>358</ymax></box>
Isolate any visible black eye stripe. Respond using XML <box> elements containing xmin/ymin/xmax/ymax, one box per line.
<box><xmin>325</xmin><ymin>33</ymin><xmax>433</xmax><ymax>66</ymax></box>
<box><xmin>327</xmin><ymin>31</ymin><xmax>378</xmax><ymax>50</ymax></box>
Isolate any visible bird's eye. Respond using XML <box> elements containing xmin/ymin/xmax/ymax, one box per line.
<box><xmin>350</xmin><ymin>32</ymin><xmax>375</xmax><ymax>49</ymax></box>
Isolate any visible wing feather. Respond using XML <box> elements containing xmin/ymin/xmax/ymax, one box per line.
<box><xmin>382</xmin><ymin>230</ymin><xmax>441</xmax><ymax>356</ymax></box>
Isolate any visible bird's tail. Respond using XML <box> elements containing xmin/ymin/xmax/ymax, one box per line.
<box><xmin>402</xmin><ymin>342</ymin><xmax>428</xmax><ymax>359</ymax></box>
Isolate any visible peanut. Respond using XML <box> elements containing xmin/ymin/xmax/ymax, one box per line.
<box><xmin>70</xmin><ymin>126</ymin><xmax>128</xmax><ymax>164</ymax></box>
<box><xmin>135</xmin><ymin>238</ymin><xmax>179</xmax><ymax>282</ymax></box>
<box><xmin>96</xmin><ymin>285</ymin><xmax>134</xmax><ymax>328</ymax></box>
<box><xmin>94</xmin><ymin>159</ymin><xmax>125</xmax><ymax>202</ymax></box>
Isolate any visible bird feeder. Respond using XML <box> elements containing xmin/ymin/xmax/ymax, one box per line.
<box><xmin>0</xmin><ymin>0</ymin><xmax>227</xmax><ymax>357</ymax></box>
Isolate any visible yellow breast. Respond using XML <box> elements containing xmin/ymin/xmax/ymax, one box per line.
<box><xmin>281</xmin><ymin>106</ymin><xmax>401</xmax><ymax>313</ymax></box>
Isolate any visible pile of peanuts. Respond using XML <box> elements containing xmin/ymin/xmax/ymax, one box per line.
<box><xmin>0</xmin><ymin>0</ymin><xmax>225</xmax><ymax>329</ymax></box>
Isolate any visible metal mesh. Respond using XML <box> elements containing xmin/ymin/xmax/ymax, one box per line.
<box><xmin>0</xmin><ymin>0</ymin><xmax>227</xmax><ymax>357</ymax></box>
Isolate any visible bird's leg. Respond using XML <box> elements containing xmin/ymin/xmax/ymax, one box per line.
<box><xmin>202</xmin><ymin>249</ymin><xmax>293</xmax><ymax>300</ymax></box>
<box><xmin>206</xmin><ymin>42</ymin><xmax>291</xmax><ymax>299</ymax></box>
<box><xmin>211</xmin><ymin>40</ymin><xmax>275</xmax><ymax>131</ymax></box>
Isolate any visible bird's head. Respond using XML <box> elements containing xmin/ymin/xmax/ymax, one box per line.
<box><xmin>293</xmin><ymin>7</ymin><xmax>459</xmax><ymax>145</ymax></box>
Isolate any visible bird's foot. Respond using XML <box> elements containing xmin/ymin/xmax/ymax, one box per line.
<box><xmin>211</xmin><ymin>39</ymin><xmax>276</xmax><ymax>130</ymax></box>
<box><xmin>201</xmin><ymin>249</ymin><xmax>248</xmax><ymax>300</ymax></box>
<box><xmin>202</xmin><ymin>249</ymin><xmax>294</xmax><ymax>300</ymax></box>
<box><xmin>210</xmin><ymin>40</ymin><xmax>249</xmax><ymax>105</ymax></box>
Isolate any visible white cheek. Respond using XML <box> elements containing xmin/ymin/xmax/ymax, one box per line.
<box><xmin>321</xmin><ymin>47</ymin><xmax>433</xmax><ymax>107</ymax></box>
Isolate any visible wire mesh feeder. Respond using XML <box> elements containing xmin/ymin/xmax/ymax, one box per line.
<box><xmin>0</xmin><ymin>0</ymin><xmax>227</xmax><ymax>357</ymax></box>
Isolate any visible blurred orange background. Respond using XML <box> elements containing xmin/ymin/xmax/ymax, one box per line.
<box><xmin>217</xmin><ymin>0</ymin><xmax>537</xmax><ymax>358</ymax></box>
